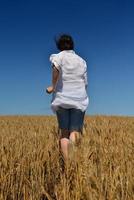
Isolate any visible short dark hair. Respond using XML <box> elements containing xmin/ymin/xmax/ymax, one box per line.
<box><xmin>55</xmin><ymin>34</ymin><xmax>74</xmax><ymax>51</ymax></box>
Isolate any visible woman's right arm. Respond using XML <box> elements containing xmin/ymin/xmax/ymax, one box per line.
<box><xmin>84</xmin><ymin>62</ymin><xmax>88</xmax><ymax>89</ymax></box>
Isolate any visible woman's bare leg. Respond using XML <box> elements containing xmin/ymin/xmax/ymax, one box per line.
<box><xmin>60</xmin><ymin>138</ymin><xmax>70</xmax><ymax>160</ymax></box>
<box><xmin>60</xmin><ymin>130</ymin><xmax>81</xmax><ymax>161</ymax></box>
<box><xmin>69</xmin><ymin>131</ymin><xmax>80</xmax><ymax>144</ymax></box>
<box><xmin>59</xmin><ymin>129</ymin><xmax>70</xmax><ymax>161</ymax></box>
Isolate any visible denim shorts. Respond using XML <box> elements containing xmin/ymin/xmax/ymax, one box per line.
<box><xmin>56</xmin><ymin>106</ymin><xmax>85</xmax><ymax>134</ymax></box>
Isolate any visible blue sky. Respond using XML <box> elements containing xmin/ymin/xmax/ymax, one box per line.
<box><xmin>0</xmin><ymin>0</ymin><xmax>134</xmax><ymax>116</ymax></box>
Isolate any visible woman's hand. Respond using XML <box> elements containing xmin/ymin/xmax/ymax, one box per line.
<box><xmin>46</xmin><ymin>86</ymin><xmax>54</xmax><ymax>94</ymax></box>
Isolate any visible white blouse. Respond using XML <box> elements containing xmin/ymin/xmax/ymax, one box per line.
<box><xmin>49</xmin><ymin>50</ymin><xmax>89</xmax><ymax>113</ymax></box>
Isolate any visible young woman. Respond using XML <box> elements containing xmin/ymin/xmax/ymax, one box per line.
<box><xmin>46</xmin><ymin>34</ymin><xmax>89</xmax><ymax>161</ymax></box>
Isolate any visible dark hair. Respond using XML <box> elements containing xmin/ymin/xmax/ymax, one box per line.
<box><xmin>55</xmin><ymin>34</ymin><xmax>74</xmax><ymax>51</ymax></box>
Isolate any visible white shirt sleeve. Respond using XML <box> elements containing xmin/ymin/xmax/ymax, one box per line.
<box><xmin>49</xmin><ymin>54</ymin><xmax>61</xmax><ymax>71</ymax></box>
<box><xmin>84</xmin><ymin>62</ymin><xmax>88</xmax><ymax>86</ymax></box>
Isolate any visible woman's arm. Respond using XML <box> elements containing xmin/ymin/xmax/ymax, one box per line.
<box><xmin>52</xmin><ymin>65</ymin><xmax>60</xmax><ymax>91</ymax></box>
<box><xmin>83</xmin><ymin>62</ymin><xmax>88</xmax><ymax>90</ymax></box>
<box><xmin>46</xmin><ymin>65</ymin><xmax>60</xmax><ymax>94</ymax></box>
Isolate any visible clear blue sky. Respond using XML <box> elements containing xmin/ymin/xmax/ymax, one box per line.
<box><xmin>0</xmin><ymin>0</ymin><xmax>134</xmax><ymax>116</ymax></box>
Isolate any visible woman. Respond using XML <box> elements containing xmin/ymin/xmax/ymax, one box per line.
<box><xmin>46</xmin><ymin>34</ymin><xmax>89</xmax><ymax>161</ymax></box>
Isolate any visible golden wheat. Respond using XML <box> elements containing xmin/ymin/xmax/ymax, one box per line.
<box><xmin>0</xmin><ymin>115</ymin><xmax>134</xmax><ymax>200</ymax></box>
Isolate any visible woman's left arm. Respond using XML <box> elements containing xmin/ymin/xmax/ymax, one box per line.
<box><xmin>52</xmin><ymin>65</ymin><xmax>60</xmax><ymax>91</ymax></box>
<box><xmin>46</xmin><ymin>65</ymin><xmax>60</xmax><ymax>94</ymax></box>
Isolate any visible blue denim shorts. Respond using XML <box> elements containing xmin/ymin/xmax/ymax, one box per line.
<box><xmin>56</xmin><ymin>106</ymin><xmax>85</xmax><ymax>133</ymax></box>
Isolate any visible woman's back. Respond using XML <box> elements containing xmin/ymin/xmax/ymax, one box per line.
<box><xmin>50</xmin><ymin>49</ymin><xmax>88</xmax><ymax>111</ymax></box>
<box><xmin>50</xmin><ymin>50</ymin><xmax>88</xmax><ymax>98</ymax></box>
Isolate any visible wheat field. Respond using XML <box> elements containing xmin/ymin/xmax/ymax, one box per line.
<box><xmin>0</xmin><ymin>115</ymin><xmax>134</xmax><ymax>200</ymax></box>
